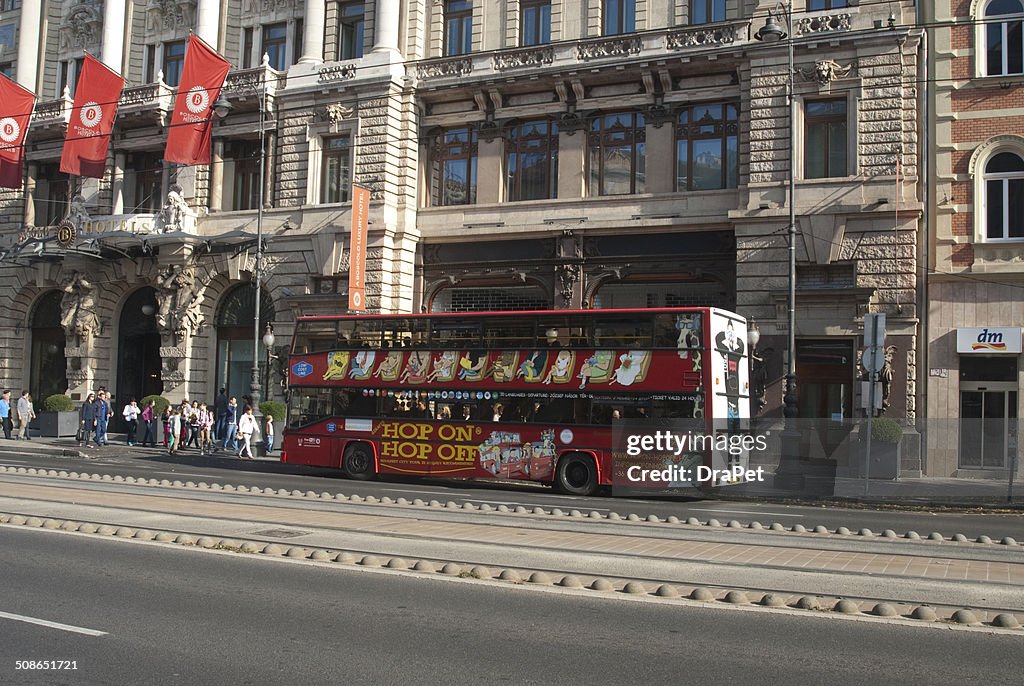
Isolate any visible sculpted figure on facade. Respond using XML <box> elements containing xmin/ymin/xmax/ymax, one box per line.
<box><xmin>155</xmin><ymin>265</ymin><xmax>208</xmax><ymax>343</ymax></box>
<box><xmin>59</xmin><ymin>271</ymin><xmax>101</xmax><ymax>346</ymax></box>
<box><xmin>161</xmin><ymin>184</ymin><xmax>194</xmax><ymax>232</ymax></box>
<box><xmin>67</xmin><ymin>194</ymin><xmax>90</xmax><ymax>227</ymax></box>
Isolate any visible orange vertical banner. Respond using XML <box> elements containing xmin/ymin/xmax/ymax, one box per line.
<box><xmin>348</xmin><ymin>184</ymin><xmax>371</xmax><ymax>311</ymax></box>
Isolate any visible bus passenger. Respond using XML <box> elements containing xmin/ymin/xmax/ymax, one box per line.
<box><xmin>461</xmin><ymin>405</ymin><xmax>473</xmax><ymax>421</ymax></box>
<box><xmin>491</xmin><ymin>403</ymin><xmax>503</xmax><ymax>422</ymax></box>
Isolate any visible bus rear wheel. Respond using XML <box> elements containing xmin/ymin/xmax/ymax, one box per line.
<box><xmin>343</xmin><ymin>444</ymin><xmax>375</xmax><ymax>480</ymax></box>
<box><xmin>555</xmin><ymin>454</ymin><xmax>597</xmax><ymax>496</ymax></box>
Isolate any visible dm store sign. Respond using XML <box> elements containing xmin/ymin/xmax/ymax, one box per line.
<box><xmin>956</xmin><ymin>327</ymin><xmax>1022</xmax><ymax>354</ymax></box>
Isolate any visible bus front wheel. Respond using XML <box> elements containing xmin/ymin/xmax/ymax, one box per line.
<box><xmin>343</xmin><ymin>444</ymin><xmax>375</xmax><ymax>480</ymax></box>
<box><xmin>555</xmin><ymin>454</ymin><xmax>598</xmax><ymax>496</ymax></box>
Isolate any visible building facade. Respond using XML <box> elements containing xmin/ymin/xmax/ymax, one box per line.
<box><xmin>925</xmin><ymin>0</ymin><xmax>1023</xmax><ymax>477</ymax></box>
<box><xmin>0</xmin><ymin>0</ymin><xmax>923</xmax><ymax>471</ymax></box>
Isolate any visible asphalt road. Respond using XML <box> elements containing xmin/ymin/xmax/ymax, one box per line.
<box><xmin>1</xmin><ymin>445</ymin><xmax>1022</xmax><ymax>540</ymax></box>
<box><xmin>1</xmin><ymin>526</ymin><xmax>1021</xmax><ymax>686</ymax></box>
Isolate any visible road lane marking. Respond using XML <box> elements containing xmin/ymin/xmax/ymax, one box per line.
<box><xmin>0</xmin><ymin>611</ymin><xmax>107</xmax><ymax>637</ymax></box>
<box><xmin>154</xmin><ymin>471</ymin><xmax>223</xmax><ymax>478</ymax></box>
<box><xmin>687</xmin><ymin>508</ymin><xmax>804</xmax><ymax>518</ymax></box>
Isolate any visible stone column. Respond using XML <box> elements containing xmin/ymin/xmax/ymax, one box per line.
<box><xmin>298</xmin><ymin>0</ymin><xmax>326</xmax><ymax>63</ymax></box>
<box><xmin>196</xmin><ymin>0</ymin><xmax>220</xmax><ymax>49</ymax></box>
<box><xmin>372</xmin><ymin>0</ymin><xmax>401</xmax><ymax>53</ymax></box>
<box><xmin>644</xmin><ymin>122</ymin><xmax>675</xmax><ymax>194</ymax></box>
<box><xmin>476</xmin><ymin>135</ymin><xmax>502</xmax><ymax>204</ymax></box>
<box><xmin>112</xmin><ymin>153</ymin><xmax>126</xmax><ymax>214</ymax></box>
<box><xmin>23</xmin><ymin>163</ymin><xmax>37</xmax><ymax>227</ymax></box>
<box><xmin>101</xmin><ymin>0</ymin><xmax>126</xmax><ymax>72</ymax></box>
<box><xmin>557</xmin><ymin>130</ymin><xmax>586</xmax><ymax>199</ymax></box>
<box><xmin>209</xmin><ymin>140</ymin><xmax>224</xmax><ymax>212</ymax></box>
<box><xmin>16</xmin><ymin>0</ymin><xmax>42</xmax><ymax>90</ymax></box>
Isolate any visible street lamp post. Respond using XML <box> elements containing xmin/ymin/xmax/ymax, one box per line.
<box><xmin>215</xmin><ymin>57</ymin><xmax>269</xmax><ymax>414</ymax></box>
<box><xmin>262</xmin><ymin>323</ymin><xmax>275</xmax><ymax>401</ymax></box>
<box><xmin>756</xmin><ymin>3</ymin><xmax>804</xmax><ymax>489</ymax></box>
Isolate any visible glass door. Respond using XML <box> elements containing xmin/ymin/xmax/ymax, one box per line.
<box><xmin>959</xmin><ymin>387</ymin><xmax>1017</xmax><ymax>469</ymax></box>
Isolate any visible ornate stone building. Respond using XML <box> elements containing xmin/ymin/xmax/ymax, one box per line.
<box><xmin>924</xmin><ymin>0</ymin><xmax>1024</xmax><ymax>477</ymax></box>
<box><xmin>0</xmin><ymin>1</ymin><xmax>922</xmax><ymax>458</ymax></box>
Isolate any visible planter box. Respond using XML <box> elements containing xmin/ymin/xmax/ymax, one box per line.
<box><xmin>856</xmin><ymin>440</ymin><xmax>901</xmax><ymax>480</ymax></box>
<box><xmin>30</xmin><ymin>411</ymin><xmax>81</xmax><ymax>438</ymax></box>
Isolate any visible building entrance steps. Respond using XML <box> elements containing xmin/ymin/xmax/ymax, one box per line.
<box><xmin>1</xmin><ymin>476</ymin><xmax>1022</xmax><ymax>613</ymax></box>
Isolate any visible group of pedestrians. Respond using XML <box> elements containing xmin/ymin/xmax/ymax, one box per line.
<box><xmin>0</xmin><ymin>390</ymin><xmax>37</xmax><ymax>440</ymax></box>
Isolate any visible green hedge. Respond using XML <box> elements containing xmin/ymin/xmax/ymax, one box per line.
<box><xmin>141</xmin><ymin>395</ymin><xmax>171</xmax><ymax>416</ymax></box>
<box><xmin>870</xmin><ymin>417</ymin><xmax>903</xmax><ymax>445</ymax></box>
<box><xmin>43</xmin><ymin>394</ymin><xmax>75</xmax><ymax>412</ymax></box>
<box><xmin>259</xmin><ymin>401</ymin><xmax>287</xmax><ymax>421</ymax></box>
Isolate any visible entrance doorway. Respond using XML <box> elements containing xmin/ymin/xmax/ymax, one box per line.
<box><xmin>114</xmin><ymin>288</ymin><xmax>162</xmax><ymax>432</ymax></box>
<box><xmin>29</xmin><ymin>291</ymin><xmax>67</xmax><ymax>401</ymax></box>
<box><xmin>796</xmin><ymin>339</ymin><xmax>855</xmax><ymax>458</ymax></box>
<box><xmin>959</xmin><ymin>357</ymin><xmax>1019</xmax><ymax>470</ymax></box>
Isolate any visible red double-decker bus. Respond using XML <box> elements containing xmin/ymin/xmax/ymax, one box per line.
<box><xmin>281</xmin><ymin>308</ymin><xmax>750</xmax><ymax>496</ymax></box>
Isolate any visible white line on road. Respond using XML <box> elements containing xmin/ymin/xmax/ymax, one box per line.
<box><xmin>687</xmin><ymin>508</ymin><xmax>804</xmax><ymax>518</ymax></box>
<box><xmin>154</xmin><ymin>472</ymin><xmax>223</xmax><ymax>478</ymax></box>
<box><xmin>0</xmin><ymin>611</ymin><xmax>107</xmax><ymax>637</ymax></box>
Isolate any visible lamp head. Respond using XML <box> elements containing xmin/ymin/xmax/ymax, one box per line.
<box><xmin>213</xmin><ymin>94</ymin><xmax>233</xmax><ymax>119</ymax></box>
<box><xmin>755</xmin><ymin>12</ymin><xmax>788</xmax><ymax>42</ymax></box>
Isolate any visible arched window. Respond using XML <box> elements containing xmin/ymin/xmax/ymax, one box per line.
<box><xmin>983</xmin><ymin>151</ymin><xmax>1024</xmax><ymax>240</ymax></box>
<box><xmin>116</xmin><ymin>288</ymin><xmax>162</xmax><ymax>416</ymax></box>
<box><xmin>216</xmin><ymin>285</ymin><xmax>275</xmax><ymax>403</ymax></box>
<box><xmin>29</xmin><ymin>291</ymin><xmax>67</xmax><ymax>400</ymax></box>
<box><xmin>985</xmin><ymin>0</ymin><xmax>1024</xmax><ymax>76</ymax></box>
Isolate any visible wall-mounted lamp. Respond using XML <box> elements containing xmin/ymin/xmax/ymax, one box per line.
<box><xmin>141</xmin><ymin>304</ymin><xmax>156</xmax><ymax>316</ymax></box>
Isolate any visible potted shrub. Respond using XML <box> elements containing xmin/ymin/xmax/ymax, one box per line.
<box><xmin>859</xmin><ymin>416</ymin><xmax>902</xmax><ymax>480</ymax></box>
<box><xmin>258</xmin><ymin>400</ymin><xmax>287</xmax><ymax>457</ymax></box>
<box><xmin>34</xmin><ymin>393</ymin><xmax>80</xmax><ymax>438</ymax></box>
<box><xmin>140</xmin><ymin>395</ymin><xmax>171</xmax><ymax>443</ymax></box>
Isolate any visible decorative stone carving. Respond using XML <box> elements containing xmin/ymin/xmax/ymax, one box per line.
<box><xmin>67</xmin><ymin>194</ymin><xmax>90</xmax><ymax>227</ymax></box>
<box><xmin>798</xmin><ymin>59</ymin><xmax>855</xmax><ymax>91</ymax></box>
<box><xmin>666</xmin><ymin>24</ymin><xmax>740</xmax><ymax>51</ymax></box>
<box><xmin>556</xmin><ymin>263</ymin><xmax>580</xmax><ymax>306</ymax></box>
<box><xmin>577</xmin><ymin>37</ymin><xmax>641</xmax><ymax>61</ymax></box>
<box><xmin>160</xmin><ymin>184</ymin><xmax>195</xmax><ymax>233</ymax></box>
<box><xmin>60</xmin><ymin>2</ymin><xmax>102</xmax><ymax>51</ymax></box>
<box><xmin>477</xmin><ymin>119</ymin><xmax>502</xmax><ymax>143</ymax></box>
<box><xmin>558</xmin><ymin>110</ymin><xmax>586</xmax><ymax>135</ymax></box>
<box><xmin>320</xmin><ymin>103</ymin><xmax>354</xmax><ymax>123</ymax></box>
<box><xmin>154</xmin><ymin>265</ymin><xmax>209</xmax><ymax>344</ymax></box>
<box><xmin>416</xmin><ymin>58</ymin><xmax>473</xmax><ymax>80</ymax></box>
<box><xmin>797</xmin><ymin>13</ymin><xmax>851</xmax><ymax>35</ymax></box>
<box><xmin>147</xmin><ymin>0</ymin><xmax>194</xmax><ymax>32</ymax></box>
<box><xmin>318</xmin><ymin>64</ymin><xmax>357</xmax><ymax>83</ymax></box>
<box><xmin>60</xmin><ymin>271</ymin><xmax>101</xmax><ymax>347</ymax></box>
<box><xmin>66</xmin><ymin>369</ymin><xmax>91</xmax><ymax>385</ymax></box>
<box><xmin>492</xmin><ymin>46</ymin><xmax>554</xmax><ymax>71</ymax></box>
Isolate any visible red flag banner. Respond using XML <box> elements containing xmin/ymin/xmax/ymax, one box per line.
<box><xmin>164</xmin><ymin>35</ymin><xmax>231</xmax><ymax>166</ymax></box>
<box><xmin>348</xmin><ymin>184</ymin><xmax>371</xmax><ymax>311</ymax></box>
<box><xmin>60</xmin><ymin>54</ymin><xmax>125</xmax><ymax>178</ymax></box>
<box><xmin>0</xmin><ymin>75</ymin><xmax>36</xmax><ymax>189</ymax></box>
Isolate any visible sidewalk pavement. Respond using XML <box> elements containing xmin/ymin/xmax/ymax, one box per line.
<box><xmin>1</xmin><ymin>474</ymin><xmax>1022</xmax><ymax>617</ymax></box>
<box><xmin>0</xmin><ymin>435</ymin><xmax>280</xmax><ymax>462</ymax></box>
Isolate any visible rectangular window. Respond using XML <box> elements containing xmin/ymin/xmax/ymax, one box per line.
<box><xmin>294</xmin><ymin>19</ymin><xmax>304</xmax><ymax>65</ymax></box>
<box><xmin>263</xmin><ymin>23</ymin><xmax>288</xmax><ymax>70</ymax></box>
<box><xmin>675</xmin><ymin>102</ymin><xmax>739</xmax><ymax>191</ymax></box>
<box><xmin>507</xmin><ymin>120</ymin><xmax>558</xmax><ymax>201</ymax></box>
<box><xmin>804</xmin><ymin>99</ymin><xmax>848</xmax><ymax>179</ymax></box>
<box><xmin>603</xmin><ymin>0</ymin><xmax>635</xmax><ymax>36</ymax></box>
<box><xmin>432</xmin><ymin>127</ymin><xmax>478</xmax><ymax>206</ymax></box>
<box><xmin>129</xmin><ymin>152</ymin><xmax>163</xmax><ymax>213</ymax></box>
<box><xmin>0</xmin><ymin>62</ymin><xmax>11</xmax><ymax>77</ymax></box>
<box><xmin>520</xmin><ymin>0</ymin><xmax>551</xmax><ymax>46</ymax></box>
<box><xmin>338</xmin><ymin>1</ymin><xmax>365</xmax><ymax>59</ymax></box>
<box><xmin>242</xmin><ymin>27</ymin><xmax>254</xmax><ymax>69</ymax></box>
<box><xmin>588</xmin><ymin>112</ymin><xmax>646</xmax><ymax>196</ymax></box>
<box><xmin>0</xmin><ymin>1</ymin><xmax>20</xmax><ymax>10</ymax></box>
<box><xmin>144</xmin><ymin>45</ymin><xmax>156</xmax><ymax>83</ymax></box>
<box><xmin>230</xmin><ymin>141</ymin><xmax>262</xmax><ymax>211</ymax></box>
<box><xmin>321</xmin><ymin>135</ymin><xmax>353</xmax><ymax>204</ymax></box>
<box><xmin>445</xmin><ymin>0</ymin><xmax>473</xmax><ymax>56</ymax></box>
<box><xmin>691</xmin><ymin>0</ymin><xmax>725</xmax><ymax>24</ymax></box>
<box><xmin>163</xmin><ymin>40</ymin><xmax>186</xmax><ymax>87</ymax></box>
<box><xmin>807</xmin><ymin>0</ymin><xmax>847</xmax><ymax>10</ymax></box>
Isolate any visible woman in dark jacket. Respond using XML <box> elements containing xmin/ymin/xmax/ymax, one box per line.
<box><xmin>79</xmin><ymin>393</ymin><xmax>96</xmax><ymax>447</ymax></box>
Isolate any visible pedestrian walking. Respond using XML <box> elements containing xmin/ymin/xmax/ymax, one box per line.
<box><xmin>161</xmin><ymin>406</ymin><xmax>172</xmax><ymax>447</ymax></box>
<box><xmin>198</xmin><ymin>403</ymin><xmax>214</xmax><ymax>455</ymax></box>
<box><xmin>16</xmin><ymin>391</ymin><xmax>33</xmax><ymax>440</ymax></box>
<box><xmin>122</xmin><ymin>398</ymin><xmax>140</xmax><ymax>446</ymax></box>
<box><xmin>141</xmin><ymin>399</ymin><xmax>157</xmax><ymax>447</ymax></box>
<box><xmin>0</xmin><ymin>389</ymin><xmax>11</xmax><ymax>439</ymax></box>
<box><xmin>214</xmin><ymin>387</ymin><xmax>228</xmax><ymax>444</ymax></box>
<box><xmin>221</xmin><ymin>397</ymin><xmax>238</xmax><ymax>453</ymax></box>
<box><xmin>167</xmin><ymin>409</ymin><xmax>181</xmax><ymax>454</ymax></box>
<box><xmin>178</xmin><ymin>400</ymin><xmax>190</xmax><ymax>449</ymax></box>
<box><xmin>79</xmin><ymin>392</ymin><xmax>96</xmax><ymax>446</ymax></box>
<box><xmin>93</xmin><ymin>391</ymin><xmax>111</xmax><ymax>446</ymax></box>
<box><xmin>264</xmin><ymin>414</ymin><xmax>275</xmax><ymax>455</ymax></box>
<box><xmin>237</xmin><ymin>405</ymin><xmax>258</xmax><ymax>459</ymax></box>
